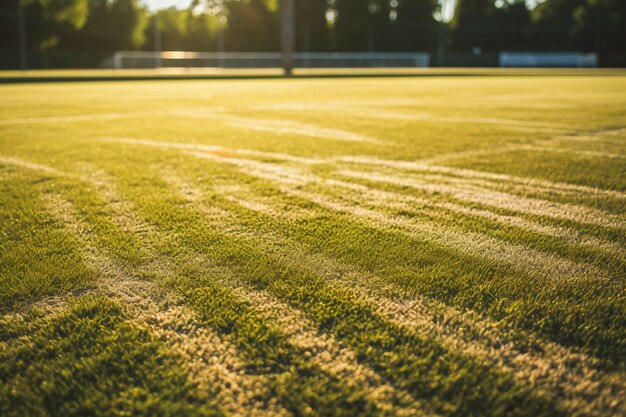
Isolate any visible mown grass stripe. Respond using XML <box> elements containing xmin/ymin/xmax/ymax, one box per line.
<box><xmin>1</xmin><ymin>296</ymin><xmax>222</xmax><ymax>417</ymax></box>
<box><xmin>116</xmin><ymin>165</ymin><xmax>562</xmax><ymax>417</ymax></box>
<box><xmin>187</xmin><ymin>151</ymin><xmax>608</xmax><ymax>281</ymax></box>
<box><xmin>159</xmin><ymin>172</ymin><xmax>437</xmax><ymax>416</ymax></box>
<box><xmin>161</xmin><ymin>153</ymin><xmax>625</xmax><ymax>365</ymax></box>
<box><xmin>67</xmin><ymin>165</ymin><xmax>425</xmax><ymax>417</ymax></box>
<box><xmin>105</xmin><ymin>137</ymin><xmax>625</xmax><ymax>201</ymax></box>
<box><xmin>37</xmin><ymin>186</ymin><xmax>274</xmax><ymax>417</ymax></box>
<box><xmin>337</xmin><ymin>169</ymin><xmax>624</xmax><ymax>231</ymax></box>
<box><xmin>101</xmin><ymin>139</ymin><xmax>624</xmax><ymax>256</ymax></box>
<box><xmin>253</xmin><ymin>102</ymin><xmax>569</xmax><ymax>133</ymax></box>
<box><xmin>179</xmin><ymin>173</ymin><xmax>626</xmax><ymax>417</ymax></box>
<box><xmin>313</xmin><ymin>173</ymin><xmax>624</xmax><ymax>278</ymax></box>
<box><xmin>336</xmin><ymin>155</ymin><xmax>625</xmax><ymax>200</ymax></box>
<box><xmin>191</xmin><ymin>154</ymin><xmax>623</xmax><ymax>265</ymax></box>
<box><xmin>77</xmin><ymin>144</ymin><xmax>625</xmax><ymax>364</ymax></box>
<box><xmin>0</xmin><ymin>165</ymin><xmax>93</xmax><ymax>312</ymax></box>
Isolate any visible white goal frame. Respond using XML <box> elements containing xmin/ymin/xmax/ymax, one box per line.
<box><xmin>106</xmin><ymin>51</ymin><xmax>431</xmax><ymax>69</ymax></box>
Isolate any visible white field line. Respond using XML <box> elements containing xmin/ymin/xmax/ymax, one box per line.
<box><xmin>8</xmin><ymin>141</ymin><xmax>615</xmax><ymax>258</ymax></box>
<box><xmin>286</xmin><ymin>186</ymin><xmax>607</xmax><ymax>281</ymax></box>
<box><xmin>198</xmin><ymin>177</ymin><xmax>626</xmax><ymax>417</ymax></box>
<box><xmin>168</xmin><ymin>109</ymin><xmax>384</xmax><ymax>144</ymax></box>
<box><xmin>0</xmin><ymin>156</ymin><xmax>63</xmax><ymax>175</ymax></box>
<box><xmin>42</xmin><ymin>192</ymin><xmax>278</xmax><ymax>417</ymax></box>
<box><xmin>215</xmin><ymin>184</ymin><xmax>316</xmax><ymax>220</ymax></box>
<box><xmin>225</xmin><ymin>118</ymin><xmax>384</xmax><ymax>145</ymax></box>
<box><xmin>103</xmin><ymin>137</ymin><xmax>324</xmax><ymax>165</ymax></box>
<box><xmin>422</xmin><ymin>142</ymin><xmax>626</xmax><ymax>163</ymax></box>
<box><xmin>103</xmin><ymin>137</ymin><xmax>624</xmax><ymax>202</ymax></box>
<box><xmin>0</xmin><ymin>107</ymin><xmax>225</xmax><ymax>125</ymax></box>
<box><xmin>514</xmin><ymin>143</ymin><xmax>626</xmax><ymax>160</ymax></box>
<box><xmin>0</xmin><ymin>111</ymin><xmax>160</xmax><ymax>125</ymax></box>
<box><xmin>257</xmin><ymin>102</ymin><xmax>568</xmax><ymax>133</ymax></box>
<box><xmin>415</xmin><ymin>144</ymin><xmax>519</xmax><ymax>165</ymax></box>
<box><xmin>367</xmin><ymin>112</ymin><xmax>568</xmax><ymax>132</ymax></box>
<box><xmin>551</xmin><ymin>135</ymin><xmax>616</xmax><ymax>143</ymax></box>
<box><xmin>337</xmin><ymin>156</ymin><xmax>626</xmax><ymax>200</ymax></box>
<box><xmin>397</xmin><ymin>171</ymin><xmax>609</xmax><ymax>201</ymax></box>
<box><xmin>271</xmin><ymin>166</ymin><xmax>622</xmax><ymax>258</ymax></box>
<box><xmin>159</xmin><ymin>172</ymin><xmax>434</xmax><ymax>416</ymax></box>
<box><xmin>0</xmin><ymin>107</ymin><xmax>380</xmax><ymax>145</ymax></box>
<box><xmin>337</xmin><ymin>169</ymin><xmax>625</xmax><ymax>231</ymax></box>
<box><xmin>189</xmin><ymin>151</ymin><xmax>609</xmax><ymax>281</ymax></box>
<box><xmin>103</xmin><ymin>137</ymin><xmax>624</xmax><ymax>201</ymax></box>
<box><xmin>318</xmin><ymin>175</ymin><xmax>624</xmax><ymax>259</ymax></box>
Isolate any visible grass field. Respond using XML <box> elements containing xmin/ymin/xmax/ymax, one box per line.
<box><xmin>1</xmin><ymin>72</ymin><xmax>625</xmax><ymax>417</ymax></box>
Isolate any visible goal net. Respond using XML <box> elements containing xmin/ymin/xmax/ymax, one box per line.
<box><xmin>105</xmin><ymin>51</ymin><xmax>430</xmax><ymax>69</ymax></box>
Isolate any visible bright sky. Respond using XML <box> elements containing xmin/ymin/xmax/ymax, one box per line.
<box><xmin>143</xmin><ymin>0</ymin><xmax>193</xmax><ymax>11</ymax></box>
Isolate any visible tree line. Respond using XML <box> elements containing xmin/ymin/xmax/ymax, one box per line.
<box><xmin>0</xmin><ymin>0</ymin><xmax>624</xmax><ymax>68</ymax></box>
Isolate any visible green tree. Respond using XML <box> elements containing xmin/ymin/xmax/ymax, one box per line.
<box><xmin>391</xmin><ymin>0</ymin><xmax>438</xmax><ymax>51</ymax></box>
<box><xmin>334</xmin><ymin>1</ymin><xmax>372</xmax><ymax>51</ymax></box>
<box><xmin>184</xmin><ymin>12</ymin><xmax>221</xmax><ymax>51</ymax></box>
<box><xmin>531</xmin><ymin>0</ymin><xmax>585</xmax><ymax>49</ymax></box>
<box><xmin>450</xmin><ymin>0</ymin><xmax>530</xmax><ymax>52</ymax></box>
<box><xmin>224</xmin><ymin>0</ymin><xmax>280</xmax><ymax>51</ymax></box>
<box><xmin>73</xmin><ymin>0</ymin><xmax>147</xmax><ymax>51</ymax></box>
<box><xmin>532</xmin><ymin>0</ymin><xmax>626</xmax><ymax>56</ymax></box>
<box><xmin>22</xmin><ymin>0</ymin><xmax>89</xmax><ymax>50</ymax></box>
<box><xmin>148</xmin><ymin>8</ymin><xmax>187</xmax><ymax>50</ymax></box>
<box><xmin>450</xmin><ymin>0</ymin><xmax>499</xmax><ymax>51</ymax></box>
<box><xmin>53</xmin><ymin>0</ymin><xmax>147</xmax><ymax>67</ymax></box>
<box><xmin>573</xmin><ymin>0</ymin><xmax>626</xmax><ymax>56</ymax></box>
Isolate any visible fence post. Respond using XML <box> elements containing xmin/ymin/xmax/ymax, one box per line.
<box><xmin>281</xmin><ymin>0</ymin><xmax>295</xmax><ymax>77</ymax></box>
<box><xmin>18</xmin><ymin>0</ymin><xmax>28</xmax><ymax>70</ymax></box>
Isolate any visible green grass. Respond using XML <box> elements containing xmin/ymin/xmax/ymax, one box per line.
<box><xmin>0</xmin><ymin>72</ymin><xmax>625</xmax><ymax>416</ymax></box>
<box><xmin>0</xmin><ymin>296</ymin><xmax>222</xmax><ymax>417</ymax></box>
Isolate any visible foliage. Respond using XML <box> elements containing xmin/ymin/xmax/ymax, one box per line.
<box><xmin>1</xmin><ymin>0</ymin><xmax>624</xmax><ymax>67</ymax></box>
<box><xmin>61</xmin><ymin>0</ymin><xmax>148</xmax><ymax>51</ymax></box>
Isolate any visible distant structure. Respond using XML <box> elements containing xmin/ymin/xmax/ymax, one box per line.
<box><xmin>499</xmin><ymin>52</ymin><xmax>598</xmax><ymax>68</ymax></box>
<box><xmin>105</xmin><ymin>51</ymin><xmax>431</xmax><ymax>70</ymax></box>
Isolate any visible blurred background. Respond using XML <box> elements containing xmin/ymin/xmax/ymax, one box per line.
<box><xmin>0</xmin><ymin>0</ymin><xmax>624</xmax><ymax>70</ymax></box>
